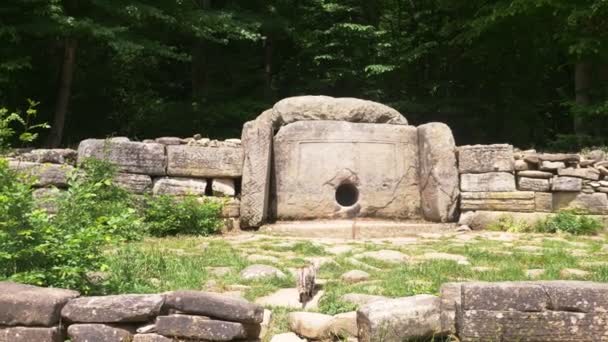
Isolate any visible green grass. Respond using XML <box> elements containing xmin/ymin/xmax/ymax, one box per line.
<box><xmin>99</xmin><ymin>231</ymin><xmax>608</xmax><ymax>341</ymax></box>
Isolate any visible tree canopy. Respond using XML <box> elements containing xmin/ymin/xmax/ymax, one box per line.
<box><xmin>1</xmin><ymin>0</ymin><xmax>607</xmax><ymax>149</ymax></box>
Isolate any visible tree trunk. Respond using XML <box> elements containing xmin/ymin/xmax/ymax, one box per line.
<box><xmin>46</xmin><ymin>38</ymin><xmax>77</xmax><ymax>148</ymax></box>
<box><xmin>574</xmin><ymin>61</ymin><xmax>592</xmax><ymax>136</ymax></box>
<box><xmin>191</xmin><ymin>0</ymin><xmax>212</xmax><ymax>100</ymax></box>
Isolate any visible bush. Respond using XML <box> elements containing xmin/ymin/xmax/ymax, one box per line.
<box><xmin>535</xmin><ymin>210</ymin><xmax>603</xmax><ymax>235</ymax></box>
<box><xmin>487</xmin><ymin>215</ymin><xmax>532</xmax><ymax>233</ymax></box>
<box><xmin>0</xmin><ymin>158</ymin><xmax>143</xmax><ymax>292</ymax></box>
<box><xmin>143</xmin><ymin>195</ymin><xmax>223</xmax><ymax>237</ymax></box>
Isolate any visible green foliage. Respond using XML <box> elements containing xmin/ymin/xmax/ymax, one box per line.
<box><xmin>535</xmin><ymin>210</ymin><xmax>603</xmax><ymax>235</ymax></box>
<box><xmin>143</xmin><ymin>195</ymin><xmax>223</xmax><ymax>237</ymax></box>
<box><xmin>0</xmin><ymin>158</ymin><xmax>142</xmax><ymax>292</ymax></box>
<box><xmin>0</xmin><ymin>100</ymin><xmax>49</xmax><ymax>151</ymax></box>
<box><xmin>487</xmin><ymin>215</ymin><xmax>533</xmax><ymax>233</ymax></box>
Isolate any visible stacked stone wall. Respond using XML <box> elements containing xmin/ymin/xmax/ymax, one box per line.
<box><xmin>0</xmin><ymin>281</ymin><xmax>265</xmax><ymax>342</ymax></box>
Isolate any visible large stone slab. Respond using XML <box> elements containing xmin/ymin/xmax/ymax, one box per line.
<box><xmin>439</xmin><ymin>283</ymin><xmax>462</xmax><ymax>335</ymax></box>
<box><xmin>61</xmin><ymin>294</ymin><xmax>164</xmax><ymax>323</ymax></box>
<box><xmin>518</xmin><ymin>170</ymin><xmax>554</xmax><ymax>179</ymax></box>
<box><xmin>535</xmin><ymin>192</ymin><xmax>553</xmax><ymax>212</ymax></box>
<box><xmin>240</xmin><ymin>116</ymin><xmax>273</xmax><ymax>228</ymax></box>
<box><xmin>357</xmin><ymin>295</ymin><xmax>441</xmax><ymax>342</ymax></box>
<box><xmin>274</xmin><ymin>121</ymin><xmax>420</xmax><ymax>220</ymax></box>
<box><xmin>67</xmin><ymin>324</ymin><xmax>134</xmax><ymax>342</ymax></box>
<box><xmin>558</xmin><ymin>167</ymin><xmax>601</xmax><ymax>180</ymax></box>
<box><xmin>288</xmin><ymin>312</ymin><xmax>332</xmax><ymax>340</ymax></box>
<box><xmin>541</xmin><ymin>281</ymin><xmax>608</xmax><ymax>312</ymax></box>
<box><xmin>166</xmin><ymin>145</ymin><xmax>243</xmax><ymax>177</ymax></box>
<box><xmin>114</xmin><ymin>173</ymin><xmax>152</xmax><ymax>194</ymax></box>
<box><xmin>461</xmin><ymin>282</ymin><xmax>547</xmax><ymax>311</ymax></box>
<box><xmin>518</xmin><ymin>177</ymin><xmax>550</xmax><ymax>192</ymax></box>
<box><xmin>552</xmin><ymin>176</ymin><xmax>583</xmax><ymax>191</ymax></box>
<box><xmin>460</xmin><ymin>172</ymin><xmax>516</xmax><ymax>192</ymax></box>
<box><xmin>0</xmin><ymin>326</ymin><xmax>63</xmax><ymax>342</ymax></box>
<box><xmin>132</xmin><ymin>334</ymin><xmax>173</xmax><ymax>342</ymax></box>
<box><xmin>164</xmin><ymin>291</ymin><xmax>264</xmax><ymax>323</ymax></box>
<box><xmin>77</xmin><ymin>139</ymin><xmax>166</xmax><ymax>175</ymax></box>
<box><xmin>0</xmin><ymin>281</ymin><xmax>79</xmax><ymax>326</ymax></box>
<box><xmin>20</xmin><ymin>148</ymin><xmax>77</xmax><ymax>165</ymax></box>
<box><xmin>460</xmin><ymin>191</ymin><xmax>535</xmax><ymax>212</ymax></box>
<box><xmin>8</xmin><ymin>161</ymin><xmax>73</xmax><ymax>187</ymax></box>
<box><xmin>458</xmin><ymin>144</ymin><xmax>514</xmax><ymax>173</ymax></box>
<box><xmin>152</xmin><ymin>177</ymin><xmax>207</xmax><ymax>196</ymax></box>
<box><xmin>553</xmin><ymin>192</ymin><xmax>608</xmax><ymax>214</ymax></box>
<box><xmin>155</xmin><ymin>315</ymin><xmax>259</xmax><ymax>341</ymax></box>
<box><xmin>417</xmin><ymin>122</ymin><xmax>459</xmax><ymax>222</ymax></box>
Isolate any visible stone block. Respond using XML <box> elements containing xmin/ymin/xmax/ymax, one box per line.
<box><xmin>274</xmin><ymin>121</ymin><xmax>421</xmax><ymax>220</ymax></box>
<box><xmin>152</xmin><ymin>177</ymin><xmax>207</xmax><ymax>196</ymax></box>
<box><xmin>67</xmin><ymin>324</ymin><xmax>134</xmax><ymax>342</ymax></box>
<box><xmin>164</xmin><ymin>291</ymin><xmax>264</xmax><ymax>324</ymax></box>
<box><xmin>461</xmin><ymin>282</ymin><xmax>547</xmax><ymax>311</ymax></box>
<box><xmin>457</xmin><ymin>144</ymin><xmax>514</xmax><ymax>173</ymax></box>
<box><xmin>514</xmin><ymin>159</ymin><xmax>529</xmax><ymax>171</ymax></box>
<box><xmin>460</xmin><ymin>191</ymin><xmax>534</xmax><ymax>212</ymax></box>
<box><xmin>288</xmin><ymin>312</ymin><xmax>332</xmax><ymax>340</ymax></box>
<box><xmin>20</xmin><ymin>148</ymin><xmax>77</xmax><ymax>165</ymax></box>
<box><xmin>518</xmin><ymin>177</ymin><xmax>550</xmax><ymax>192</ymax></box>
<box><xmin>212</xmin><ymin>178</ymin><xmax>236</xmax><ymax>197</ymax></box>
<box><xmin>552</xmin><ymin>176</ymin><xmax>583</xmax><ymax>192</ymax></box>
<box><xmin>0</xmin><ymin>326</ymin><xmax>63</xmax><ymax>342</ymax></box>
<box><xmin>0</xmin><ymin>281</ymin><xmax>79</xmax><ymax>326</ymax></box>
<box><xmin>132</xmin><ymin>334</ymin><xmax>172</xmax><ymax>342</ymax></box>
<box><xmin>155</xmin><ymin>315</ymin><xmax>259</xmax><ymax>341</ymax></box>
<box><xmin>417</xmin><ymin>123</ymin><xmax>459</xmax><ymax>222</ymax></box>
<box><xmin>357</xmin><ymin>295</ymin><xmax>441</xmax><ymax>342</ymax></box>
<box><xmin>114</xmin><ymin>173</ymin><xmax>152</xmax><ymax>194</ymax></box>
<box><xmin>218</xmin><ymin>198</ymin><xmax>240</xmax><ymax>217</ymax></box>
<box><xmin>460</xmin><ymin>172</ymin><xmax>516</xmax><ymax>192</ymax></box>
<box><xmin>8</xmin><ymin>161</ymin><xmax>73</xmax><ymax>187</ymax></box>
<box><xmin>77</xmin><ymin>139</ymin><xmax>166</xmax><ymax>175</ymax></box>
<box><xmin>439</xmin><ymin>283</ymin><xmax>462</xmax><ymax>335</ymax></box>
<box><xmin>517</xmin><ymin>170</ymin><xmax>554</xmax><ymax>179</ymax></box>
<box><xmin>535</xmin><ymin>192</ymin><xmax>553</xmax><ymax>212</ymax></box>
<box><xmin>166</xmin><ymin>145</ymin><xmax>242</xmax><ymax>178</ymax></box>
<box><xmin>553</xmin><ymin>192</ymin><xmax>608</xmax><ymax>214</ymax></box>
<box><xmin>558</xmin><ymin>167</ymin><xmax>600</xmax><ymax>180</ymax></box>
<box><xmin>61</xmin><ymin>294</ymin><xmax>164</xmax><ymax>323</ymax></box>
<box><xmin>540</xmin><ymin>160</ymin><xmax>566</xmax><ymax>171</ymax></box>
<box><xmin>155</xmin><ymin>137</ymin><xmax>182</xmax><ymax>145</ymax></box>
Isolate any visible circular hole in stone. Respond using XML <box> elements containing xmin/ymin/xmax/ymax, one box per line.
<box><xmin>335</xmin><ymin>183</ymin><xmax>359</xmax><ymax>207</ymax></box>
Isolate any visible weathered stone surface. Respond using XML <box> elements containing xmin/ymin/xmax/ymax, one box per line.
<box><xmin>458</xmin><ymin>211</ymin><xmax>548</xmax><ymax>230</ymax></box>
<box><xmin>358</xmin><ymin>250</ymin><xmax>409</xmax><ymax>263</ymax></box>
<box><xmin>340</xmin><ymin>293</ymin><xmax>388</xmax><ymax>307</ymax></box>
<box><xmin>518</xmin><ymin>177</ymin><xmax>550</xmax><ymax>192</ymax></box>
<box><xmin>558</xmin><ymin>167</ymin><xmax>601</xmax><ymax>180</ymax></box>
<box><xmin>164</xmin><ymin>291</ymin><xmax>264</xmax><ymax>324</ymax></box>
<box><xmin>166</xmin><ymin>145</ymin><xmax>243</xmax><ymax>178</ymax></box>
<box><xmin>537</xmin><ymin>153</ymin><xmax>581</xmax><ymax>162</ymax></box>
<box><xmin>458</xmin><ymin>144</ymin><xmax>514</xmax><ymax>173</ymax></box>
<box><xmin>0</xmin><ymin>326</ymin><xmax>63</xmax><ymax>342</ymax></box>
<box><xmin>535</xmin><ymin>192</ymin><xmax>553</xmax><ymax>212</ymax></box>
<box><xmin>272</xmin><ymin>95</ymin><xmax>408</xmax><ymax>127</ymax></box>
<box><xmin>274</xmin><ymin>121</ymin><xmax>420</xmax><ymax>220</ymax></box>
<box><xmin>114</xmin><ymin>173</ymin><xmax>152</xmax><ymax>194</ymax></box>
<box><xmin>155</xmin><ymin>137</ymin><xmax>182</xmax><ymax>145</ymax></box>
<box><xmin>553</xmin><ymin>192</ymin><xmax>608</xmax><ymax>214</ymax></box>
<box><xmin>152</xmin><ymin>177</ymin><xmax>207</xmax><ymax>196</ymax></box>
<box><xmin>514</xmin><ymin>159</ymin><xmax>529</xmax><ymax>171</ymax></box>
<box><xmin>0</xmin><ymin>281</ymin><xmax>79</xmax><ymax>326</ymax></box>
<box><xmin>341</xmin><ymin>270</ymin><xmax>370</xmax><ymax>284</ymax></box>
<box><xmin>326</xmin><ymin>311</ymin><xmax>358</xmax><ymax>338</ymax></box>
<box><xmin>540</xmin><ymin>160</ymin><xmax>566</xmax><ymax>171</ymax></box>
<box><xmin>288</xmin><ymin>312</ymin><xmax>332</xmax><ymax>340</ymax></box>
<box><xmin>77</xmin><ymin>139</ymin><xmax>166</xmax><ymax>175</ymax></box>
<box><xmin>270</xmin><ymin>332</ymin><xmax>305</xmax><ymax>342</ymax></box>
<box><xmin>62</xmin><ymin>294</ymin><xmax>163</xmax><ymax>323</ymax></box>
<box><xmin>418</xmin><ymin>252</ymin><xmax>469</xmax><ymax>265</ymax></box>
<box><xmin>417</xmin><ymin>122</ymin><xmax>459</xmax><ymax>222</ymax></box>
<box><xmin>240</xmin><ymin>265</ymin><xmax>286</xmax><ymax>281</ymax></box>
<box><xmin>460</xmin><ymin>172</ymin><xmax>516</xmax><ymax>192</ymax></box>
<box><xmin>460</xmin><ymin>191</ymin><xmax>535</xmax><ymax>212</ymax></box>
<box><xmin>67</xmin><ymin>324</ymin><xmax>134</xmax><ymax>342</ymax></box>
<box><xmin>462</xmin><ymin>282</ymin><xmax>547</xmax><ymax>311</ymax></box>
<box><xmin>212</xmin><ymin>178</ymin><xmax>236</xmax><ymax>197</ymax></box>
<box><xmin>439</xmin><ymin>283</ymin><xmax>461</xmax><ymax>335</ymax></box>
<box><xmin>33</xmin><ymin>187</ymin><xmax>63</xmax><ymax>213</ymax></box>
<box><xmin>132</xmin><ymin>334</ymin><xmax>173</xmax><ymax>342</ymax></box>
<box><xmin>357</xmin><ymin>295</ymin><xmax>441</xmax><ymax>342</ymax></box>
<box><xmin>552</xmin><ymin>176</ymin><xmax>583</xmax><ymax>192</ymax></box>
<box><xmin>517</xmin><ymin>170</ymin><xmax>554</xmax><ymax>179</ymax></box>
<box><xmin>220</xmin><ymin>198</ymin><xmax>240</xmax><ymax>217</ymax></box>
<box><xmin>21</xmin><ymin>148</ymin><xmax>77</xmax><ymax>165</ymax></box>
<box><xmin>8</xmin><ymin>160</ymin><xmax>73</xmax><ymax>187</ymax></box>
<box><xmin>240</xmin><ymin>116</ymin><xmax>273</xmax><ymax>228</ymax></box>
<box><xmin>541</xmin><ymin>281</ymin><xmax>608</xmax><ymax>312</ymax></box>
<box><xmin>155</xmin><ymin>315</ymin><xmax>258</xmax><ymax>341</ymax></box>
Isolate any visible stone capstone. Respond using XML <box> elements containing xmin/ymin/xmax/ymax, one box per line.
<box><xmin>460</xmin><ymin>191</ymin><xmax>535</xmax><ymax>212</ymax></box>
<box><xmin>77</xmin><ymin>139</ymin><xmax>166</xmax><ymax>175</ymax></box>
<box><xmin>61</xmin><ymin>294</ymin><xmax>164</xmax><ymax>323</ymax></box>
<box><xmin>155</xmin><ymin>315</ymin><xmax>259</xmax><ymax>341</ymax></box>
<box><xmin>0</xmin><ymin>281</ymin><xmax>79</xmax><ymax>326</ymax></box>
<box><xmin>152</xmin><ymin>177</ymin><xmax>207</xmax><ymax>196</ymax></box>
<box><xmin>8</xmin><ymin>161</ymin><xmax>73</xmax><ymax>187</ymax></box>
<box><xmin>163</xmin><ymin>291</ymin><xmax>264</xmax><ymax>324</ymax></box>
<box><xmin>417</xmin><ymin>122</ymin><xmax>459</xmax><ymax>222</ymax></box>
<box><xmin>67</xmin><ymin>324</ymin><xmax>134</xmax><ymax>342</ymax></box>
<box><xmin>357</xmin><ymin>295</ymin><xmax>441</xmax><ymax>342</ymax></box>
<box><xmin>0</xmin><ymin>326</ymin><xmax>63</xmax><ymax>342</ymax></box>
<box><xmin>166</xmin><ymin>145</ymin><xmax>243</xmax><ymax>178</ymax></box>
<box><xmin>457</xmin><ymin>144</ymin><xmax>514</xmax><ymax>173</ymax></box>
<box><xmin>460</xmin><ymin>172</ymin><xmax>516</xmax><ymax>192</ymax></box>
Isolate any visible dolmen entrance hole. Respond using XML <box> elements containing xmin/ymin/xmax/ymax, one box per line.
<box><xmin>335</xmin><ymin>183</ymin><xmax>359</xmax><ymax>207</ymax></box>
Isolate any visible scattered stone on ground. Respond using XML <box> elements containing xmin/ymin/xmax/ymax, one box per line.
<box><xmin>340</xmin><ymin>293</ymin><xmax>388</xmax><ymax>307</ymax></box>
<box><xmin>525</xmin><ymin>269</ymin><xmax>545</xmax><ymax>278</ymax></box>
<box><xmin>357</xmin><ymin>250</ymin><xmax>409</xmax><ymax>264</ymax></box>
<box><xmin>471</xmin><ymin>266</ymin><xmax>495</xmax><ymax>272</ymax></box>
<box><xmin>326</xmin><ymin>311</ymin><xmax>358</xmax><ymax>339</ymax></box>
<box><xmin>255</xmin><ymin>288</ymin><xmax>324</xmax><ymax>310</ymax></box>
<box><xmin>305</xmin><ymin>256</ymin><xmax>338</xmax><ymax>270</ymax></box>
<box><xmin>288</xmin><ymin>312</ymin><xmax>333</xmax><ymax>340</ymax></box>
<box><xmin>560</xmin><ymin>268</ymin><xmax>590</xmax><ymax>278</ymax></box>
<box><xmin>240</xmin><ymin>264</ymin><xmax>286</xmax><ymax>281</ymax></box>
<box><xmin>208</xmin><ymin>267</ymin><xmax>232</xmax><ymax>277</ymax></box>
<box><xmin>247</xmin><ymin>254</ymin><xmax>280</xmax><ymax>263</ymax></box>
<box><xmin>341</xmin><ymin>270</ymin><xmax>371</xmax><ymax>284</ymax></box>
<box><xmin>417</xmin><ymin>252</ymin><xmax>470</xmax><ymax>265</ymax></box>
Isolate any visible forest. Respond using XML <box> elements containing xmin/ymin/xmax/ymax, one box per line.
<box><xmin>1</xmin><ymin>0</ymin><xmax>607</xmax><ymax>149</ymax></box>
